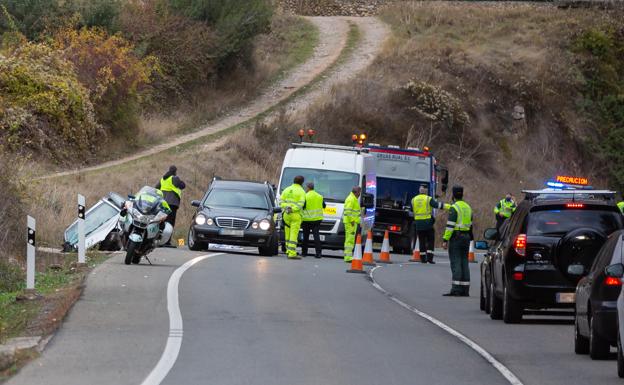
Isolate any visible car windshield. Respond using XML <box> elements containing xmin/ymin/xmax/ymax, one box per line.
<box><xmin>280</xmin><ymin>167</ymin><xmax>359</xmax><ymax>203</ymax></box>
<box><xmin>65</xmin><ymin>201</ymin><xmax>119</xmax><ymax>244</ymax></box>
<box><xmin>377</xmin><ymin>177</ymin><xmax>424</xmax><ymax>206</ymax></box>
<box><xmin>527</xmin><ymin>209</ymin><xmax>623</xmax><ymax>236</ymax></box>
<box><xmin>204</xmin><ymin>189</ymin><xmax>268</xmax><ymax>209</ymax></box>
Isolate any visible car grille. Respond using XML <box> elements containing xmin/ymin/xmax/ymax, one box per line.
<box><xmin>216</xmin><ymin>217</ymin><xmax>250</xmax><ymax>229</ymax></box>
<box><xmin>319</xmin><ymin>220</ymin><xmax>336</xmax><ymax>232</ymax></box>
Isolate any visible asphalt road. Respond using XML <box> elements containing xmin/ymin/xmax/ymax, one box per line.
<box><xmin>6</xmin><ymin>247</ymin><xmax>622</xmax><ymax>385</ymax></box>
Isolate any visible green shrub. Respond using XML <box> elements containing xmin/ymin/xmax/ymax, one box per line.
<box><xmin>0</xmin><ymin>42</ymin><xmax>99</xmax><ymax>161</ymax></box>
<box><xmin>0</xmin><ymin>0</ymin><xmax>73</xmax><ymax>39</ymax></box>
<box><xmin>168</xmin><ymin>0</ymin><xmax>273</xmax><ymax>65</ymax></box>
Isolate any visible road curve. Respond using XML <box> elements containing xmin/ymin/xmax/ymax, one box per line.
<box><xmin>38</xmin><ymin>17</ymin><xmax>390</xmax><ymax>180</ymax></box>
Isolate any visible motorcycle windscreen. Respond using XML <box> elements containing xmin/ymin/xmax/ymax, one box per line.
<box><xmin>134</xmin><ymin>193</ymin><xmax>163</xmax><ymax>215</ymax></box>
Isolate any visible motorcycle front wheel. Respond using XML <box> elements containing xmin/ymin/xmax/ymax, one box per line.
<box><xmin>125</xmin><ymin>240</ymin><xmax>139</xmax><ymax>265</ymax></box>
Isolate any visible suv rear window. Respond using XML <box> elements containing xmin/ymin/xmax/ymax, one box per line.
<box><xmin>527</xmin><ymin>208</ymin><xmax>623</xmax><ymax>237</ymax></box>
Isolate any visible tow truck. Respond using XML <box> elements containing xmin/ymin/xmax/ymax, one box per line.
<box><xmin>366</xmin><ymin>143</ymin><xmax>448</xmax><ymax>254</ymax></box>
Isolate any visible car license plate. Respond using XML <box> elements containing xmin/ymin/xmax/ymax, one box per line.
<box><xmin>556</xmin><ymin>292</ymin><xmax>575</xmax><ymax>303</ymax></box>
<box><xmin>220</xmin><ymin>229</ymin><xmax>244</xmax><ymax>237</ymax></box>
<box><xmin>308</xmin><ymin>234</ymin><xmax>326</xmax><ymax>241</ymax></box>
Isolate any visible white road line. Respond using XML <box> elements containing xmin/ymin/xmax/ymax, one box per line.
<box><xmin>141</xmin><ymin>253</ymin><xmax>224</xmax><ymax>385</ymax></box>
<box><xmin>369</xmin><ymin>266</ymin><xmax>524</xmax><ymax>385</ymax></box>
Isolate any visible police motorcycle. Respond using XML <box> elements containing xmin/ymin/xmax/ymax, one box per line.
<box><xmin>120</xmin><ymin>186</ymin><xmax>173</xmax><ymax>265</ymax></box>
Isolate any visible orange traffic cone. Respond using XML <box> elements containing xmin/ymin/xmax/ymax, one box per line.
<box><xmin>468</xmin><ymin>240</ymin><xmax>476</xmax><ymax>263</ymax></box>
<box><xmin>410</xmin><ymin>237</ymin><xmax>421</xmax><ymax>262</ymax></box>
<box><xmin>347</xmin><ymin>234</ymin><xmax>366</xmax><ymax>274</ymax></box>
<box><xmin>362</xmin><ymin>230</ymin><xmax>376</xmax><ymax>266</ymax></box>
<box><xmin>376</xmin><ymin>230</ymin><xmax>393</xmax><ymax>264</ymax></box>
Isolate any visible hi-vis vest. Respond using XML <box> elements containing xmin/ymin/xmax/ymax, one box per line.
<box><xmin>443</xmin><ymin>200</ymin><xmax>472</xmax><ymax>241</ymax></box>
<box><xmin>618</xmin><ymin>202</ymin><xmax>624</xmax><ymax>214</ymax></box>
<box><xmin>160</xmin><ymin>176</ymin><xmax>182</xmax><ymax>198</ymax></box>
<box><xmin>494</xmin><ymin>199</ymin><xmax>515</xmax><ymax>218</ymax></box>
<box><xmin>412</xmin><ymin>194</ymin><xmax>433</xmax><ymax>221</ymax></box>
<box><xmin>281</xmin><ymin>184</ymin><xmax>306</xmax><ymax>214</ymax></box>
<box><xmin>343</xmin><ymin>192</ymin><xmax>361</xmax><ymax>224</ymax></box>
<box><xmin>302</xmin><ymin>190</ymin><xmax>324</xmax><ymax>222</ymax></box>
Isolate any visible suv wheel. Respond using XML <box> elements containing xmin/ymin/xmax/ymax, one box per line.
<box><xmin>589</xmin><ymin>316</ymin><xmax>610</xmax><ymax>360</ymax></box>
<box><xmin>574</xmin><ymin>313</ymin><xmax>589</xmax><ymax>354</ymax></box>
<box><xmin>503</xmin><ymin>282</ymin><xmax>523</xmax><ymax>324</ymax></box>
<box><xmin>188</xmin><ymin>228</ymin><xmax>206</xmax><ymax>251</ymax></box>
<box><xmin>489</xmin><ymin>279</ymin><xmax>502</xmax><ymax>320</ymax></box>
<box><xmin>618</xmin><ymin>332</ymin><xmax>624</xmax><ymax>378</ymax></box>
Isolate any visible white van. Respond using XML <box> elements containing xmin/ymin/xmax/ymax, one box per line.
<box><xmin>277</xmin><ymin>142</ymin><xmax>376</xmax><ymax>250</ymax></box>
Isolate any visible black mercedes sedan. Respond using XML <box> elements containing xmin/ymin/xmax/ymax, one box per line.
<box><xmin>575</xmin><ymin>230</ymin><xmax>624</xmax><ymax>359</ymax></box>
<box><xmin>187</xmin><ymin>179</ymin><xmax>281</xmax><ymax>256</ymax></box>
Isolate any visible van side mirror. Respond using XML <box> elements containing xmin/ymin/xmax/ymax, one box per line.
<box><xmin>191</xmin><ymin>200</ymin><xmax>201</xmax><ymax>208</ymax></box>
<box><xmin>483</xmin><ymin>228</ymin><xmax>498</xmax><ymax>241</ymax></box>
<box><xmin>605</xmin><ymin>263</ymin><xmax>624</xmax><ymax>278</ymax></box>
<box><xmin>440</xmin><ymin>169</ymin><xmax>449</xmax><ymax>193</ymax></box>
<box><xmin>474</xmin><ymin>241</ymin><xmax>489</xmax><ymax>250</ymax></box>
<box><xmin>361</xmin><ymin>193</ymin><xmax>375</xmax><ymax>209</ymax></box>
<box><xmin>568</xmin><ymin>264</ymin><xmax>585</xmax><ymax>276</ymax></box>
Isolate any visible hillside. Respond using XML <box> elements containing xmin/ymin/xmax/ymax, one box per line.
<box><xmin>4</xmin><ymin>1</ymin><xmax>624</xmax><ymax>258</ymax></box>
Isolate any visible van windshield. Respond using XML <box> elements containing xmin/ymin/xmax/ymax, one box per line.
<box><xmin>280</xmin><ymin>168</ymin><xmax>359</xmax><ymax>203</ymax></box>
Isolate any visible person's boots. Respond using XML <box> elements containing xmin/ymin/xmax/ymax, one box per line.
<box><xmin>427</xmin><ymin>252</ymin><xmax>435</xmax><ymax>264</ymax></box>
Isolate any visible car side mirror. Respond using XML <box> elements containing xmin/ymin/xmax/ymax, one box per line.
<box><xmin>127</xmin><ymin>194</ymin><xmax>135</xmax><ymax>200</ymax></box>
<box><xmin>605</xmin><ymin>263</ymin><xmax>624</xmax><ymax>278</ymax></box>
<box><xmin>191</xmin><ymin>200</ymin><xmax>201</xmax><ymax>208</ymax></box>
<box><xmin>483</xmin><ymin>228</ymin><xmax>498</xmax><ymax>241</ymax></box>
<box><xmin>273</xmin><ymin>207</ymin><xmax>282</xmax><ymax>214</ymax></box>
<box><xmin>567</xmin><ymin>264</ymin><xmax>585</xmax><ymax>276</ymax></box>
<box><xmin>474</xmin><ymin>241</ymin><xmax>489</xmax><ymax>250</ymax></box>
<box><xmin>361</xmin><ymin>193</ymin><xmax>375</xmax><ymax>209</ymax></box>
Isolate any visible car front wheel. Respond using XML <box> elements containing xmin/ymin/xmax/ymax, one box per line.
<box><xmin>574</xmin><ymin>313</ymin><xmax>589</xmax><ymax>354</ymax></box>
<box><xmin>188</xmin><ymin>228</ymin><xmax>206</xmax><ymax>251</ymax></box>
<box><xmin>589</xmin><ymin>316</ymin><xmax>610</xmax><ymax>360</ymax></box>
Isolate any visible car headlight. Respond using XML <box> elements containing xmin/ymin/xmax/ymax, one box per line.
<box><xmin>252</xmin><ymin>222</ymin><xmax>259</xmax><ymax>229</ymax></box>
<box><xmin>195</xmin><ymin>214</ymin><xmax>206</xmax><ymax>225</ymax></box>
<box><xmin>259</xmin><ymin>219</ymin><xmax>271</xmax><ymax>231</ymax></box>
<box><xmin>206</xmin><ymin>217</ymin><xmax>214</xmax><ymax>226</ymax></box>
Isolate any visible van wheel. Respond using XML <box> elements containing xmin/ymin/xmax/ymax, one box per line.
<box><xmin>574</xmin><ymin>314</ymin><xmax>589</xmax><ymax>354</ymax></box>
<box><xmin>503</xmin><ymin>282</ymin><xmax>523</xmax><ymax>324</ymax></box>
<box><xmin>489</xmin><ymin>280</ymin><xmax>502</xmax><ymax>320</ymax></box>
<box><xmin>589</xmin><ymin>316</ymin><xmax>610</xmax><ymax>359</ymax></box>
<box><xmin>484</xmin><ymin>276</ymin><xmax>491</xmax><ymax>314</ymax></box>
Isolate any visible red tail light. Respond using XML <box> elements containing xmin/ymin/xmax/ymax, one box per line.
<box><xmin>566</xmin><ymin>203</ymin><xmax>584</xmax><ymax>208</ymax></box>
<box><xmin>605</xmin><ymin>277</ymin><xmax>622</xmax><ymax>286</ymax></box>
<box><xmin>388</xmin><ymin>225</ymin><xmax>401</xmax><ymax>232</ymax></box>
<box><xmin>512</xmin><ymin>272</ymin><xmax>524</xmax><ymax>281</ymax></box>
<box><xmin>514</xmin><ymin>234</ymin><xmax>527</xmax><ymax>257</ymax></box>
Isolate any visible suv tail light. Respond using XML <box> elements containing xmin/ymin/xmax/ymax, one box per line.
<box><xmin>605</xmin><ymin>276</ymin><xmax>622</xmax><ymax>286</ymax></box>
<box><xmin>514</xmin><ymin>234</ymin><xmax>527</xmax><ymax>257</ymax></box>
<box><xmin>388</xmin><ymin>225</ymin><xmax>401</xmax><ymax>232</ymax></box>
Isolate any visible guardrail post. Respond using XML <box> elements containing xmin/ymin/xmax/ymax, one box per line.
<box><xmin>26</xmin><ymin>215</ymin><xmax>36</xmax><ymax>291</ymax></box>
<box><xmin>78</xmin><ymin>194</ymin><xmax>86</xmax><ymax>265</ymax></box>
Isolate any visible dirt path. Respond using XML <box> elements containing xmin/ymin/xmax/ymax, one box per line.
<box><xmin>39</xmin><ymin>17</ymin><xmax>390</xmax><ymax>179</ymax></box>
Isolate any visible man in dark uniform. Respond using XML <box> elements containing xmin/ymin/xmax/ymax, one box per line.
<box><xmin>155</xmin><ymin>165</ymin><xmax>186</xmax><ymax>247</ymax></box>
<box><xmin>442</xmin><ymin>185</ymin><xmax>473</xmax><ymax>297</ymax></box>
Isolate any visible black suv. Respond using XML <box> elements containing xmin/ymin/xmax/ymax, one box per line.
<box><xmin>481</xmin><ymin>188</ymin><xmax>623</xmax><ymax>323</ymax></box>
<box><xmin>187</xmin><ymin>179</ymin><xmax>281</xmax><ymax>256</ymax></box>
